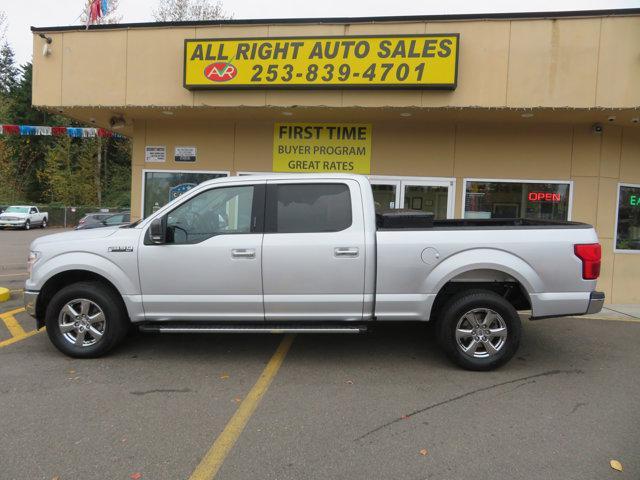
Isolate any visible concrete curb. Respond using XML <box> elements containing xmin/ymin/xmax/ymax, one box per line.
<box><xmin>0</xmin><ymin>287</ymin><xmax>10</xmax><ymax>303</ymax></box>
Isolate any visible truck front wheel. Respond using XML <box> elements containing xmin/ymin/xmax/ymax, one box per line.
<box><xmin>437</xmin><ymin>290</ymin><xmax>521</xmax><ymax>371</ymax></box>
<box><xmin>24</xmin><ymin>220</ymin><xmax>30</xmax><ymax>230</ymax></box>
<box><xmin>45</xmin><ymin>281</ymin><xmax>129</xmax><ymax>358</ymax></box>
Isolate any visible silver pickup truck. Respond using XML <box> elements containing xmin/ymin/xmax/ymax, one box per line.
<box><xmin>24</xmin><ymin>174</ymin><xmax>604</xmax><ymax>370</ymax></box>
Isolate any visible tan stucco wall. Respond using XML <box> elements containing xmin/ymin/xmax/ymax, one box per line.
<box><xmin>32</xmin><ymin>15</ymin><xmax>640</xmax><ymax>109</ymax></box>
<box><xmin>30</xmin><ymin>14</ymin><xmax>640</xmax><ymax>304</ymax></box>
<box><xmin>129</xmin><ymin>121</ymin><xmax>640</xmax><ymax>303</ymax></box>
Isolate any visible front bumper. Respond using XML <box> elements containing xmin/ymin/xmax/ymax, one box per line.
<box><xmin>24</xmin><ymin>290</ymin><xmax>38</xmax><ymax>318</ymax></box>
<box><xmin>0</xmin><ymin>220</ymin><xmax>26</xmax><ymax>227</ymax></box>
<box><xmin>586</xmin><ymin>291</ymin><xmax>605</xmax><ymax>315</ymax></box>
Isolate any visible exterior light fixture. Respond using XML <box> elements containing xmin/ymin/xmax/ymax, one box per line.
<box><xmin>162</xmin><ymin>110</ymin><xmax>174</xmax><ymax>116</ymax></box>
<box><xmin>400</xmin><ymin>112</ymin><xmax>412</xmax><ymax>117</ymax></box>
<box><xmin>521</xmin><ymin>113</ymin><xmax>534</xmax><ymax>118</ymax></box>
<box><xmin>39</xmin><ymin>34</ymin><xmax>53</xmax><ymax>57</ymax></box>
<box><xmin>282</xmin><ymin>111</ymin><xmax>294</xmax><ymax>116</ymax></box>
<box><xmin>109</xmin><ymin>116</ymin><xmax>126</xmax><ymax>130</ymax></box>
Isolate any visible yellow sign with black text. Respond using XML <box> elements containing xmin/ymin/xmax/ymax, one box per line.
<box><xmin>184</xmin><ymin>35</ymin><xmax>458</xmax><ymax>89</ymax></box>
<box><xmin>273</xmin><ymin>123</ymin><xmax>372</xmax><ymax>174</ymax></box>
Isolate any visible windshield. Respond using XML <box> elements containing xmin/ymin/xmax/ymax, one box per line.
<box><xmin>5</xmin><ymin>207</ymin><xmax>29</xmax><ymax>213</ymax></box>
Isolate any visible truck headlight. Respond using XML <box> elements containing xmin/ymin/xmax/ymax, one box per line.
<box><xmin>27</xmin><ymin>251</ymin><xmax>41</xmax><ymax>274</ymax></box>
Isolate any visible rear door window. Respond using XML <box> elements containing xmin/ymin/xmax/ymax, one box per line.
<box><xmin>267</xmin><ymin>183</ymin><xmax>352</xmax><ymax>233</ymax></box>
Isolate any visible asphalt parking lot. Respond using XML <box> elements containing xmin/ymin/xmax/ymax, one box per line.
<box><xmin>0</xmin><ymin>228</ymin><xmax>639</xmax><ymax>479</ymax></box>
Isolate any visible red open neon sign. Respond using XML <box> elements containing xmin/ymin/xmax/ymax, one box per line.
<box><xmin>528</xmin><ymin>192</ymin><xmax>562</xmax><ymax>202</ymax></box>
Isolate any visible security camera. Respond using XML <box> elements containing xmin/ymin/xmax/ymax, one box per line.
<box><xmin>607</xmin><ymin>115</ymin><xmax>616</xmax><ymax>122</ymax></box>
<box><xmin>592</xmin><ymin>123</ymin><xmax>603</xmax><ymax>134</ymax></box>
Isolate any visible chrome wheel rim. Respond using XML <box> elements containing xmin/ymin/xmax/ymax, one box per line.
<box><xmin>455</xmin><ymin>308</ymin><xmax>507</xmax><ymax>359</ymax></box>
<box><xmin>58</xmin><ymin>299</ymin><xmax>106</xmax><ymax>347</ymax></box>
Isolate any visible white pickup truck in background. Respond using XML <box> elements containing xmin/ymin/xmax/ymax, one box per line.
<box><xmin>24</xmin><ymin>174</ymin><xmax>604</xmax><ymax>370</ymax></box>
<box><xmin>0</xmin><ymin>205</ymin><xmax>48</xmax><ymax>230</ymax></box>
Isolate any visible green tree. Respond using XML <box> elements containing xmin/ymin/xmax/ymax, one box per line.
<box><xmin>153</xmin><ymin>0</ymin><xmax>231</xmax><ymax>21</ymax></box>
<box><xmin>0</xmin><ymin>42</ymin><xmax>18</xmax><ymax>96</ymax></box>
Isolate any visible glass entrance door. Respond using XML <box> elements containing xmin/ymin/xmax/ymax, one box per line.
<box><xmin>401</xmin><ymin>181</ymin><xmax>454</xmax><ymax>219</ymax></box>
<box><xmin>370</xmin><ymin>179</ymin><xmax>400</xmax><ymax>210</ymax></box>
<box><xmin>370</xmin><ymin>177</ymin><xmax>455</xmax><ymax>219</ymax></box>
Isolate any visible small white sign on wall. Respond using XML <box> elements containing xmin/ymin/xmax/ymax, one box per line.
<box><xmin>175</xmin><ymin>146</ymin><xmax>197</xmax><ymax>162</ymax></box>
<box><xmin>145</xmin><ymin>146</ymin><xmax>166</xmax><ymax>163</ymax></box>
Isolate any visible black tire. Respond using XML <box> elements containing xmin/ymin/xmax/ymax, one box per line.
<box><xmin>45</xmin><ymin>281</ymin><xmax>129</xmax><ymax>358</ymax></box>
<box><xmin>24</xmin><ymin>220</ymin><xmax>30</xmax><ymax>230</ymax></box>
<box><xmin>436</xmin><ymin>289</ymin><xmax>521</xmax><ymax>371</ymax></box>
<box><xmin>41</xmin><ymin>218</ymin><xmax>47</xmax><ymax>228</ymax></box>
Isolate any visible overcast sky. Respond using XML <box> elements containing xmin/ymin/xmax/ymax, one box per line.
<box><xmin>4</xmin><ymin>0</ymin><xmax>640</xmax><ymax>65</ymax></box>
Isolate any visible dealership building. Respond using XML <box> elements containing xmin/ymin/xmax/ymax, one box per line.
<box><xmin>31</xmin><ymin>9</ymin><xmax>639</xmax><ymax>303</ymax></box>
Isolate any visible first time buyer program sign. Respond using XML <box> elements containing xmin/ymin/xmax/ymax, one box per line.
<box><xmin>184</xmin><ymin>35</ymin><xmax>459</xmax><ymax>89</ymax></box>
<box><xmin>274</xmin><ymin>123</ymin><xmax>372</xmax><ymax>174</ymax></box>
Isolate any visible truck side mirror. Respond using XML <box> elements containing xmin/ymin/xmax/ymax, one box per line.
<box><xmin>149</xmin><ymin>217</ymin><xmax>166</xmax><ymax>244</ymax></box>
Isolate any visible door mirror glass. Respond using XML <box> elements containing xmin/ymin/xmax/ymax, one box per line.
<box><xmin>149</xmin><ymin>217</ymin><xmax>166</xmax><ymax>244</ymax></box>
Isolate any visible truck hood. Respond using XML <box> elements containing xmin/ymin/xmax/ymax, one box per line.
<box><xmin>31</xmin><ymin>227</ymin><xmax>120</xmax><ymax>249</ymax></box>
<box><xmin>0</xmin><ymin>212</ymin><xmax>28</xmax><ymax>219</ymax></box>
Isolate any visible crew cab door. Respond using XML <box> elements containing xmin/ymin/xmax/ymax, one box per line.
<box><xmin>138</xmin><ymin>181</ymin><xmax>265</xmax><ymax>321</ymax></box>
<box><xmin>262</xmin><ymin>179</ymin><xmax>366</xmax><ymax>321</ymax></box>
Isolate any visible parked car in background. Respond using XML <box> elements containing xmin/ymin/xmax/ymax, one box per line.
<box><xmin>76</xmin><ymin>211</ymin><xmax>130</xmax><ymax>230</ymax></box>
<box><xmin>101</xmin><ymin>212</ymin><xmax>131</xmax><ymax>228</ymax></box>
<box><xmin>0</xmin><ymin>206</ymin><xmax>48</xmax><ymax>229</ymax></box>
<box><xmin>0</xmin><ymin>205</ymin><xmax>8</xmax><ymax>215</ymax></box>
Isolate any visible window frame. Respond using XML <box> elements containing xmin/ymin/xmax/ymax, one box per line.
<box><xmin>614</xmin><ymin>182</ymin><xmax>640</xmax><ymax>254</ymax></box>
<box><xmin>461</xmin><ymin>177</ymin><xmax>574</xmax><ymax>221</ymax></box>
<box><xmin>264</xmin><ymin>182</ymin><xmax>354</xmax><ymax>234</ymax></box>
<box><xmin>140</xmin><ymin>168</ymin><xmax>230</xmax><ymax>219</ymax></box>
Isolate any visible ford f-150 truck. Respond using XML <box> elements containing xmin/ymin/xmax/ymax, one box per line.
<box><xmin>0</xmin><ymin>205</ymin><xmax>48</xmax><ymax>229</ymax></box>
<box><xmin>24</xmin><ymin>174</ymin><xmax>604</xmax><ymax>370</ymax></box>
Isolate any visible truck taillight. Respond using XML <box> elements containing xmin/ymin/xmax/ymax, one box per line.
<box><xmin>574</xmin><ymin>243</ymin><xmax>601</xmax><ymax>280</ymax></box>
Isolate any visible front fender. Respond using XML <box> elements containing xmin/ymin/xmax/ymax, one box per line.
<box><xmin>424</xmin><ymin>248</ymin><xmax>543</xmax><ymax>296</ymax></box>
<box><xmin>27</xmin><ymin>251</ymin><xmax>140</xmax><ymax>295</ymax></box>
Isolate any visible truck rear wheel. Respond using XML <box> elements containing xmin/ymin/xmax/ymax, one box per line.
<box><xmin>436</xmin><ymin>290</ymin><xmax>521</xmax><ymax>371</ymax></box>
<box><xmin>45</xmin><ymin>281</ymin><xmax>129</xmax><ymax>358</ymax></box>
<box><xmin>41</xmin><ymin>218</ymin><xmax>47</xmax><ymax>228</ymax></box>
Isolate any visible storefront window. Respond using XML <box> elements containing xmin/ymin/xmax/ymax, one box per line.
<box><xmin>615</xmin><ymin>184</ymin><xmax>640</xmax><ymax>252</ymax></box>
<box><xmin>143</xmin><ymin>171</ymin><xmax>228</xmax><ymax>218</ymax></box>
<box><xmin>464</xmin><ymin>180</ymin><xmax>570</xmax><ymax>221</ymax></box>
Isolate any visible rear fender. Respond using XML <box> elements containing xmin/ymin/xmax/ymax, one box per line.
<box><xmin>425</xmin><ymin>248</ymin><xmax>543</xmax><ymax>297</ymax></box>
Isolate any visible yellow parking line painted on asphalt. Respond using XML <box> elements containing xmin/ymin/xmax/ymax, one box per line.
<box><xmin>0</xmin><ymin>307</ymin><xmax>26</xmax><ymax>318</ymax></box>
<box><xmin>0</xmin><ymin>272</ymin><xmax>28</xmax><ymax>277</ymax></box>
<box><xmin>1</xmin><ymin>314</ymin><xmax>27</xmax><ymax>338</ymax></box>
<box><xmin>188</xmin><ymin>334</ymin><xmax>296</xmax><ymax>480</ymax></box>
<box><xmin>0</xmin><ymin>329</ymin><xmax>41</xmax><ymax>348</ymax></box>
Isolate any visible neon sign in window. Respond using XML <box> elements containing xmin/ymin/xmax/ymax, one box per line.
<box><xmin>528</xmin><ymin>192</ymin><xmax>562</xmax><ymax>202</ymax></box>
<box><xmin>616</xmin><ymin>185</ymin><xmax>640</xmax><ymax>251</ymax></box>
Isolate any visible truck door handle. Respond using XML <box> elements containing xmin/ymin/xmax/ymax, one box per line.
<box><xmin>334</xmin><ymin>247</ymin><xmax>359</xmax><ymax>258</ymax></box>
<box><xmin>231</xmin><ymin>248</ymin><xmax>256</xmax><ymax>259</ymax></box>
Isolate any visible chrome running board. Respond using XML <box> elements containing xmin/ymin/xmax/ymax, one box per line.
<box><xmin>139</xmin><ymin>323</ymin><xmax>366</xmax><ymax>334</ymax></box>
